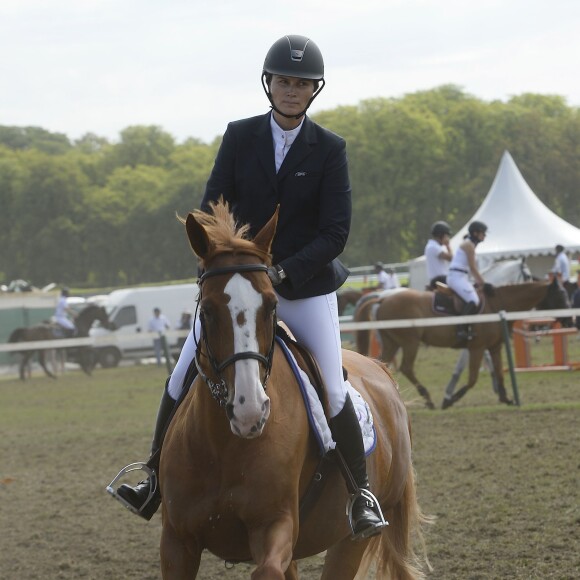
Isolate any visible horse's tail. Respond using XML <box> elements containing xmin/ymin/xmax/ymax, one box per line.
<box><xmin>357</xmin><ymin>463</ymin><xmax>434</xmax><ymax>580</ymax></box>
<box><xmin>354</xmin><ymin>297</ymin><xmax>379</xmax><ymax>355</ymax></box>
<box><xmin>357</xmin><ymin>360</ymin><xmax>434</xmax><ymax>578</ymax></box>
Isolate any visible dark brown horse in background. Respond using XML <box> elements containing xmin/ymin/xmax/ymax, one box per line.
<box><xmin>337</xmin><ymin>288</ymin><xmax>363</xmax><ymax>315</ymax></box>
<box><xmin>8</xmin><ymin>304</ymin><xmax>114</xmax><ymax>380</ymax></box>
<box><xmin>159</xmin><ymin>201</ymin><xmax>428</xmax><ymax>579</ymax></box>
<box><xmin>359</xmin><ymin>279</ymin><xmax>569</xmax><ymax>409</ymax></box>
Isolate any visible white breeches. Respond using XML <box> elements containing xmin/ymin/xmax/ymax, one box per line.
<box><xmin>168</xmin><ymin>291</ymin><xmax>347</xmax><ymax>418</ymax></box>
<box><xmin>55</xmin><ymin>316</ymin><xmax>75</xmax><ymax>330</ymax></box>
<box><xmin>446</xmin><ymin>272</ymin><xmax>480</xmax><ymax>305</ymax></box>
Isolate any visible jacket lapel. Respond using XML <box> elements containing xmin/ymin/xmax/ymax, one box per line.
<box><xmin>253</xmin><ymin>113</ymin><xmax>278</xmax><ymax>191</ymax></box>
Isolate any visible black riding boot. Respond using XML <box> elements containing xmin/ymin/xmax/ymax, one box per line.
<box><xmin>457</xmin><ymin>301</ymin><xmax>478</xmax><ymax>341</ymax></box>
<box><xmin>115</xmin><ymin>382</ymin><xmax>176</xmax><ymax>520</ymax></box>
<box><xmin>329</xmin><ymin>394</ymin><xmax>387</xmax><ymax>540</ymax></box>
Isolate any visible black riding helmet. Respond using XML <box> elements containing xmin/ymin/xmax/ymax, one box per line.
<box><xmin>261</xmin><ymin>35</ymin><xmax>326</xmax><ymax>119</ymax></box>
<box><xmin>468</xmin><ymin>220</ymin><xmax>488</xmax><ymax>235</ymax></box>
<box><xmin>431</xmin><ymin>220</ymin><xmax>452</xmax><ymax>237</ymax></box>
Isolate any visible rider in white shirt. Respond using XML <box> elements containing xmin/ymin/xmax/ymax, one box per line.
<box><xmin>374</xmin><ymin>262</ymin><xmax>399</xmax><ymax>290</ymax></box>
<box><xmin>424</xmin><ymin>221</ymin><xmax>453</xmax><ymax>290</ymax></box>
<box><xmin>446</xmin><ymin>221</ymin><xmax>487</xmax><ymax>341</ymax></box>
<box><xmin>54</xmin><ymin>288</ymin><xmax>76</xmax><ymax>336</ymax></box>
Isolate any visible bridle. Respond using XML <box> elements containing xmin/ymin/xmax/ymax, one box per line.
<box><xmin>194</xmin><ymin>263</ymin><xmax>277</xmax><ymax>407</ymax></box>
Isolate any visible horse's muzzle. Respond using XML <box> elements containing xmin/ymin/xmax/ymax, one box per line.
<box><xmin>227</xmin><ymin>395</ymin><xmax>270</xmax><ymax>438</ymax></box>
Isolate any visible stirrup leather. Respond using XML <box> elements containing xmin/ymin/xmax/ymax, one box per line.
<box><xmin>346</xmin><ymin>488</ymin><xmax>389</xmax><ymax>540</ymax></box>
<box><xmin>106</xmin><ymin>462</ymin><xmax>158</xmax><ymax>516</ymax></box>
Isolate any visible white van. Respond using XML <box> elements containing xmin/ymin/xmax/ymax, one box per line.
<box><xmin>90</xmin><ymin>284</ymin><xmax>199</xmax><ymax>367</ymax></box>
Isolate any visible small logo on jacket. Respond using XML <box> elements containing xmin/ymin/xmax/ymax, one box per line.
<box><xmin>294</xmin><ymin>171</ymin><xmax>307</xmax><ymax>177</ymax></box>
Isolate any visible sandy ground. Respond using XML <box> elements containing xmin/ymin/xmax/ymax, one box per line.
<box><xmin>1</xmin><ymin>358</ymin><xmax>579</xmax><ymax>579</ymax></box>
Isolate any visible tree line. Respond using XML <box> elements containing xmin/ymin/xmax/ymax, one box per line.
<box><xmin>1</xmin><ymin>85</ymin><xmax>579</xmax><ymax>289</ymax></box>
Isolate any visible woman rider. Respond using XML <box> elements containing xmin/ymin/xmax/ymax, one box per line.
<box><xmin>110</xmin><ymin>35</ymin><xmax>386</xmax><ymax>540</ymax></box>
<box><xmin>446</xmin><ymin>220</ymin><xmax>488</xmax><ymax>340</ymax></box>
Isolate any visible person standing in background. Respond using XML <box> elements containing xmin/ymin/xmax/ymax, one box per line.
<box><xmin>553</xmin><ymin>244</ymin><xmax>573</xmax><ymax>297</ymax></box>
<box><xmin>148</xmin><ymin>308</ymin><xmax>170</xmax><ymax>366</ymax></box>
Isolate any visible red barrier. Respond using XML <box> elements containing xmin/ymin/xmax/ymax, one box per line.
<box><xmin>512</xmin><ymin>318</ymin><xmax>580</xmax><ymax>371</ymax></box>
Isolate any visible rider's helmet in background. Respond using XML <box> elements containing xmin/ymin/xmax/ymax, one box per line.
<box><xmin>468</xmin><ymin>221</ymin><xmax>488</xmax><ymax>235</ymax></box>
<box><xmin>431</xmin><ymin>221</ymin><xmax>452</xmax><ymax>238</ymax></box>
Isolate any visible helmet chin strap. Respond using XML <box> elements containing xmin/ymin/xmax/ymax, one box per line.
<box><xmin>261</xmin><ymin>75</ymin><xmax>325</xmax><ymax>119</ymax></box>
<box><xmin>469</xmin><ymin>234</ymin><xmax>482</xmax><ymax>245</ymax></box>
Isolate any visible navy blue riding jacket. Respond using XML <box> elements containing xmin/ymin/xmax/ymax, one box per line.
<box><xmin>202</xmin><ymin>112</ymin><xmax>351</xmax><ymax>300</ymax></box>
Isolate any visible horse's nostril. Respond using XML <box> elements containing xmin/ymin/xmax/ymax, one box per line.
<box><xmin>225</xmin><ymin>404</ymin><xmax>235</xmax><ymax>420</ymax></box>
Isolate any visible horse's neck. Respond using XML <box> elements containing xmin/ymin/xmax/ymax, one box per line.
<box><xmin>497</xmin><ymin>283</ymin><xmax>547</xmax><ymax>311</ymax></box>
<box><xmin>76</xmin><ymin>309</ymin><xmax>96</xmax><ymax>335</ymax></box>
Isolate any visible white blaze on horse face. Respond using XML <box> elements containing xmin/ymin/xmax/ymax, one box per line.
<box><xmin>224</xmin><ymin>274</ymin><xmax>271</xmax><ymax>438</ymax></box>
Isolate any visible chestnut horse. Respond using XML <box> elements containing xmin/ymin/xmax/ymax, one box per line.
<box><xmin>159</xmin><ymin>202</ymin><xmax>427</xmax><ymax>580</ymax></box>
<box><xmin>357</xmin><ymin>279</ymin><xmax>569</xmax><ymax>409</ymax></box>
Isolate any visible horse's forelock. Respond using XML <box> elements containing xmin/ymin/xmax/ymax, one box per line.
<box><xmin>191</xmin><ymin>202</ymin><xmax>272</xmax><ymax>267</ymax></box>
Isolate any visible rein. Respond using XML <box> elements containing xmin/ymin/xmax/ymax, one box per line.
<box><xmin>195</xmin><ymin>263</ymin><xmax>277</xmax><ymax>407</ymax></box>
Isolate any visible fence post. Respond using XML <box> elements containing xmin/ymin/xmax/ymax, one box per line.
<box><xmin>161</xmin><ymin>335</ymin><xmax>173</xmax><ymax>374</ymax></box>
<box><xmin>499</xmin><ymin>310</ymin><xmax>520</xmax><ymax>406</ymax></box>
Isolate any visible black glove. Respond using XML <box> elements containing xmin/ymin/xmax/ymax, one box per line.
<box><xmin>267</xmin><ymin>265</ymin><xmax>286</xmax><ymax>286</ymax></box>
<box><xmin>483</xmin><ymin>282</ymin><xmax>495</xmax><ymax>297</ymax></box>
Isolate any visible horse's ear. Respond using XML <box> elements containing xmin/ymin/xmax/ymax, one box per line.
<box><xmin>253</xmin><ymin>205</ymin><xmax>279</xmax><ymax>255</ymax></box>
<box><xmin>185</xmin><ymin>213</ymin><xmax>212</xmax><ymax>259</ymax></box>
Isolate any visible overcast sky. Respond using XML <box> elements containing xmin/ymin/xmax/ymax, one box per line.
<box><xmin>2</xmin><ymin>0</ymin><xmax>579</xmax><ymax>144</ymax></box>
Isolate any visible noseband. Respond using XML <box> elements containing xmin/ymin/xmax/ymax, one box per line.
<box><xmin>194</xmin><ymin>263</ymin><xmax>277</xmax><ymax>406</ymax></box>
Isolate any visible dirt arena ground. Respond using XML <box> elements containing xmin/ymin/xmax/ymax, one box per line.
<box><xmin>1</xmin><ymin>345</ymin><xmax>579</xmax><ymax>579</ymax></box>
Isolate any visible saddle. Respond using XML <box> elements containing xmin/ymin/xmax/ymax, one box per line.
<box><xmin>275</xmin><ymin>324</ymin><xmax>332</xmax><ymax>418</ymax></box>
<box><xmin>432</xmin><ymin>282</ymin><xmax>484</xmax><ymax>315</ymax></box>
<box><xmin>51</xmin><ymin>324</ymin><xmax>76</xmax><ymax>339</ymax></box>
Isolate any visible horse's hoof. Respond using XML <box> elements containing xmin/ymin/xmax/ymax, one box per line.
<box><xmin>499</xmin><ymin>396</ymin><xmax>514</xmax><ymax>406</ymax></box>
<box><xmin>441</xmin><ymin>398</ymin><xmax>453</xmax><ymax>410</ymax></box>
<box><xmin>417</xmin><ymin>386</ymin><xmax>435</xmax><ymax>409</ymax></box>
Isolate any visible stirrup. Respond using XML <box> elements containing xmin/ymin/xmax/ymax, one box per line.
<box><xmin>346</xmin><ymin>488</ymin><xmax>389</xmax><ymax>540</ymax></box>
<box><xmin>106</xmin><ymin>462</ymin><xmax>158</xmax><ymax>516</ymax></box>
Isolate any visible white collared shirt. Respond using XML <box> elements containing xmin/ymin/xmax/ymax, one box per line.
<box><xmin>270</xmin><ymin>115</ymin><xmax>304</xmax><ymax>173</ymax></box>
<box><xmin>553</xmin><ymin>251</ymin><xmax>570</xmax><ymax>282</ymax></box>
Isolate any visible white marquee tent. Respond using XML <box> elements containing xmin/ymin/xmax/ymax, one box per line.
<box><xmin>409</xmin><ymin>150</ymin><xmax>580</xmax><ymax>289</ymax></box>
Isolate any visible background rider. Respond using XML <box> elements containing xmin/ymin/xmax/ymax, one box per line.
<box><xmin>446</xmin><ymin>221</ymin><xmax>487</xmax><ymax>341</ymax></box>
<box><xmin>424</xmin><ymin>220</ymin><xmax>453</xmax><ymax>290</ymax></box>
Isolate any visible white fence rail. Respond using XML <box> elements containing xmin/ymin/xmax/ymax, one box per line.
<box><xmin>1</xmin><ymin>310</ymin><xmax>578</xmax><ymax>354</ymax></box>
<box><xmin>338</xmin><ymin>308</ymin><xmax>578</xmax><ymax>331</ymax></box>
<box><xmin>0</xmin><ymin>330</ymin><xmax>190</xmax><ymax>353</ymax></box>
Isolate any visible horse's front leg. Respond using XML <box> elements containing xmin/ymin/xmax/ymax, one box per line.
<box><xmin>160</xmin><ymin>523</ymin><xmax>201</xmax><ymax>579</ymax></box>
<box><xmin>488</xmin><ymin>346</ymin><xmax>514</xmax><ymax>405</ymax></box>
<box><xmin>248</xmin><ymin>514</ymin><xmax>296</xmax><ymax>580</ymax></box>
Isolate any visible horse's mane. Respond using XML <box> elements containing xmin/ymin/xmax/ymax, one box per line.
<box><xmin>179</xmin><ymin>200</ymin><xmax>272</xmax><ymax>265</ymax></box>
